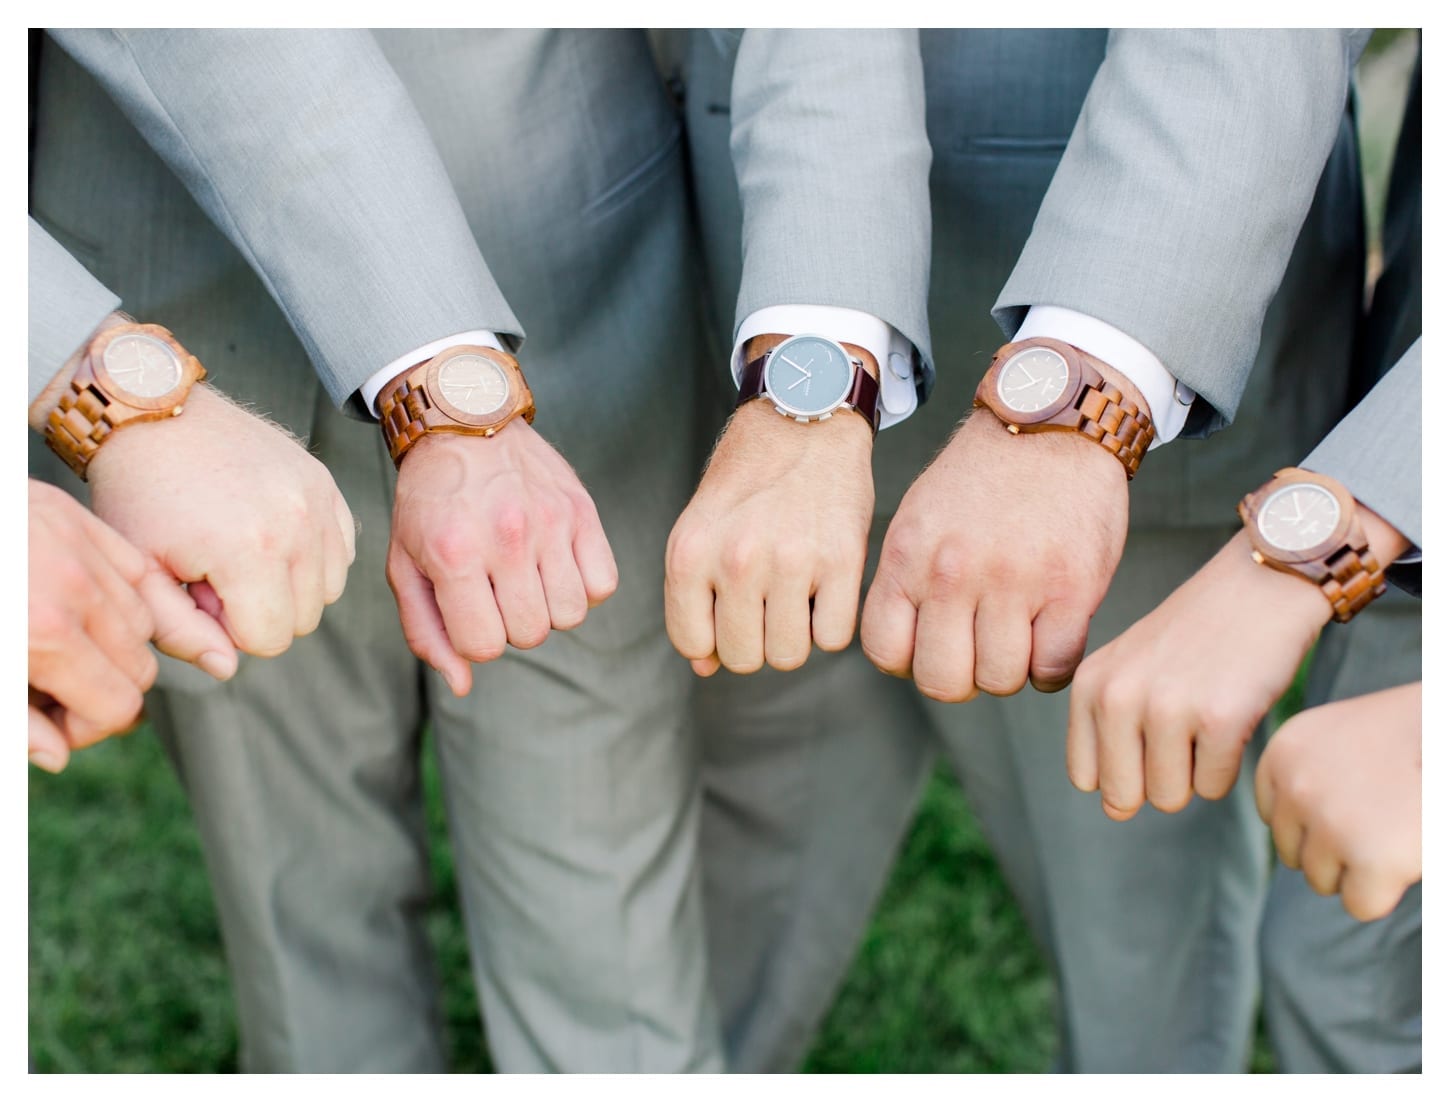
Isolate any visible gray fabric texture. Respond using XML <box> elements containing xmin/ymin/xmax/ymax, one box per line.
<box><xmin>28</xmin><ymin>216</ymin><xmax>120</xmax><ymax>403</ymax></box>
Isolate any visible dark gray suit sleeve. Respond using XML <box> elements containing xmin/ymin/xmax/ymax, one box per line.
<box><xmin>51</xmin><ymin>29</ymin><xmax>522</xmax><ymax>411</ymax></box>
<box><xmin>1302</xmin><ymin>339</ymin><xmax>1421</xmax><ymax>592</ymax></box>
<box><xmin>727</xmin><ymin>30</ymin><xmax>935</xmax><ymax>391</ymax></box>
<box><xmin>28</xmin><ymin>216</ymin><xmax>121</xmax><ymax>404</ymax></box>
<box><xmin>994</xmin><ymin>29</ymin><xmax>1369</xmax><ymax>431</ymax></box>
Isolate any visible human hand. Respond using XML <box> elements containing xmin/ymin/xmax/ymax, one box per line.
<box><xmin>1256</xmin><ymin>682</ymin><xmax>1421</xmax><ymax>922</ymax></box>
<box><xmin>861</xmin><ymin>402</ymin><xmax>1130</xmax><ymax>702</ymax></box>
<box><xmin>1066</xmin><ymin>530</ymin><xmax>1329</xmax><ymax>820</ymax></box>
<box><xmin>1068</xmin><ymin>501</ymin><xmax>1410</xmax><ymax>821</ymax></box>
<box><xmin>28</xmin><ymin>479</ymin><xmax>236</xmax><ymax>772</ymax></box>
<box><xmin>86</xmin><ymin>384</ymin><xmax>357</xmax><ymax>658</ymax></box>
<box><xmin>386</xmin><ymin>421</ymin><xmax>617</xmax><ymax>697</ymax></box>
<box><xmin>665</xmin><ymin>400</ymin><xmax>874</xmax><ymax>677</ymax></box>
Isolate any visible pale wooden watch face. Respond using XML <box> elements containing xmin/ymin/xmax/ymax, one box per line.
<box><xmin>102</xmin><ymin>333</ymin><xmax>183</xmax><ymax>398</ymax></box>
<box><xmin>436</xmin><ymin>354</ymin><xmax>510</xmax><ymax>416</ymax></box>
<box><xmin>996</xmin><ymin>346</ymin><xmax>1070</xmax><ymax>413</ymax></box>
<box><xmin>1257</xmin><ymin>483</ymin><xmax>1342</xmax><ymax>552</ymax></box>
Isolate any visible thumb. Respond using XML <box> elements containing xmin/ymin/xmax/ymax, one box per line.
<box><xmin>137</xmin><ymin>560</ymin><xmax>239</xmax><ymax>681</ymax></box>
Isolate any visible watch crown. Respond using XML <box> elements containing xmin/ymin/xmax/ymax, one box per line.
<box><xmin>1251</xmin><ymin>550</ymin><xmax>1265</xmax><ymax>565</ymax></box>
<box><xmin>171</xmin><ymin>405</ymin><xmax>184</xmax><ymax>417</ymax></box>
<box><xmin>1007</xmin><ymin>424</ymin><xmax>1020</xmax><ymax>435</ymax></box>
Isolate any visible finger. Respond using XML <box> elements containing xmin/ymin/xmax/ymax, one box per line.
<box><xmin>664</xmin><ymin>563</ymin><xmax>718</xmax><ymax>664</ymax></box>
<box><xmin>911</xmin><ymin>595</ymin><xmax>977</xmax><ymax>703</ymax></box>
<box><xmin>1298</xmin><ymin>828</ymin><xmax>1345</xmax><ymax>897</ymax></box>
<box><xmin>690</xmin><ymin>654</ymin><xmax>722</xmax><ymax>678</ymax></box>
<box><xmin>859</xmin><ymin>572</ymin><xmax>918</xmax><ymax>678</ymax></box>
<box><xmin>1339</xmin><ymin>867</ymin><xmax>1407</xmax><ymax>924</ymax></box>
<box><xmin>573</xmin><ymin>505</ymin><xmax>619</xmax><ymax>607</ymax></box>
<box><xmin>207</xmin><ymin>559</ymin><xmax>297</xmax><ymax>658</ymax></box>
<box><xmin>811</xmin><ymin>568</ymin><xmax>863</xmax><ymax>655</ymax></box>
<box><xmin>76</xmin><ymin>535</ymin><xmax>155</xmax><ymax>646</ymax></box>
<box><xmin>30</xmin><ymin>634</ymin><xmax>145</xmax><ymax>744</ymax></box>
<box><xmin>1192</xmin><ymin>730</ymin><xmax>1247</xmax><ymax>802</ymax></box>
<box><xmin>81</xmin><ymin>599</ymin><xmax>158</xmax><ymax>696</ymax></box>
<box><xmin>137</xmin><ymin>560</ymin><xmax>238</xmax><ymax>680</ymax></box>
<box><xmin>1269</xmin><ymin>799</ymin><xmax>1307</xmax><ymax>870</ymax></box>
<box><xmin>972</xmin><ymin>594</ymin><xmax>1033</xmax><ymax>696</ymax></box>
<box><xmin>1143</xmin><ymin>711</ymin><xmax>1195</xmax><ymax>815</ymax></box>
<box><xmin>319</xmin><ymin>499</ymin><xmax>351</xmax><ymax>606</ymax></box>
<box><xmin>1094</xmin><ymin>693</ymin><xmax>1146</xmax><ymax>821</ymax></box>
<box><xmin>539</xmin><ymin>539</ymin><xmax>590</xmax><ymax>632</ymax></box>
<box><xmin>1028</xmin><ymin>601</ymin><xmax>1091</xmax><ymax>693</ymax></box>
<box><xmin>333</xmin><ymin>489</ymin><xmax>358</xmax><ymax>566</ymax></box>
<box><xmin>764</xmin><ymin>573</ymin><xmax>813</xmax><ymax>672</ymax></box>
<box><xmin>1253</xmin><ymin>753</ymin><xmax>1278</xmax><ymax>824</ymax></box>
<box><xmin>1065</xmin><ymin>678</ymin><xmax>1100</xmax><ymax>794</ymax></box>
<box><xmin>489</xmin><ymin>557</ymin><xmax>552</xmax><ymax>651</ymax></box>
<box><xmin>715</xmin><ymin>585</ymin><xmax>766</xmax><ymax>674</ymax></box>
<box><xmin>386</xmin><ymin>549</ymin><xmax>473</xmax><ymax>697</ymax></box>
<box><xmin>288</xmin><ymin>545</ymin><xmax>329</xmax><ymax>640</ymax></box>
<box><xmin>75</xmin><ymin>504</ymin><xmax>149</xmax><ymax>588</ymax></box>
<box><xmin>189</xmin><ymin>579</ymin><xmax>224</xmax><ymax>622</ymax></box>
<box><xmin>29</xmin><ymin>706</ymin><xmax>71</xmax><ymax>774</ymax></box>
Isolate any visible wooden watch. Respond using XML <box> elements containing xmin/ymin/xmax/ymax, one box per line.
<box><xmin>737</xmin><ymin>332</ymin><xmax>881</xmax><ymax>433</ymax></box>
<box><xmin>43</xmin><ymin>321</ymin><xmax>207</xmax><ymax>481</ymax></box>
<box><xmin>378</xmin><ymin>344</ymin><xmax>535</xmax><ymax>467</ymax></box>
<box><xmin>973</xmin><ymin>337</ymin><xmax>1154</xmax><ymax>480</ymax></box>
<box><xmin>1237</xmin><ymin>467</ymin><xmax>1387</xmax><ymax>623</ymax></box>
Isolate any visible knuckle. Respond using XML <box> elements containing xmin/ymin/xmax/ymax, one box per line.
<box><xmin>766</xmin><ymin>647</ymin><xmax>809</xmax><ymax>673</ymax></box>
<box><xmin>508</xmin><ymin>620</ymin><xmax>551</xmax><ymax>651</ymax></box>
<box><xmin>926</xmin><ymin>542</ymin><xmax>971</xmax><ymax>596</ymax></box>
<box><xmin>916</xmin><ymin>676</ymin><xmax>972</xmax><ymax>704</ymax></box>
<box><xmin>1149</xmin><ymin>786</ymin><xmax>1193</xmax><ymax>815</ymax></box>
<box><xmin>426</xmin><ymin>522</ymin><xmax>482</xmax><ymax>576</ymax></box>
<box><xmin>720</xmin><ymin>539</ymin><xmax>758</xmax><ymax>583</ymax></box>
<box><xmin>664</xmin><ymin>526</ymin><xmax>706</xmax><ymax>581</ymax></box>
<box><xmin>490</xmin><ymin>505</ymin><xmax>531</xmax><ymax>557</ymax></box>
<box><xmin>1097</xmin><ymin>676</ymin><xmax>1142</xmax><ymax>717</ymax></box>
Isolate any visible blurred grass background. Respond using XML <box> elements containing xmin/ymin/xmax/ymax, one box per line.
<box><xmin>28</xmin><ymin>29</ymin><xmax>1417</xmax><ymax>1073</ymax></box>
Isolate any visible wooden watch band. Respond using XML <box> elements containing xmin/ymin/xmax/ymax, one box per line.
<box><xmin>378</xmin><ymin>371</ymin><xmax>435</xmax><ymax>467</ymax></box>
<box><xmin>1318</xmin><ymin>543</ymin><xmax>1387</xmax><ymax>623</ymax></box>
<box><xmin>1075</xmin><ymin>376</ymin><xmax>1154</xmax><ymax>479</ymax></box>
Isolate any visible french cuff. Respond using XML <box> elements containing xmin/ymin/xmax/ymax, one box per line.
<box><xmin>359</xmin><ymin>329</ymin><xmax>505</xmax><ymax>417</ymax></box>
<box><xmin>1013</xmin><ymin>305</ymin><xmax>1194</xmax><ymax>448</ymax></box>
<box><xmin>733</xmin><ymin>304</ymin><xmax>919</xmax><ymax>429</ymax></box>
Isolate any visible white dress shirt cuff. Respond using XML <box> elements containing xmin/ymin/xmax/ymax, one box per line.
<box><xmin>360</xmin><ymin>329</ymin><xmax>505</xmax><ymax>417</ymax></box>
<box><xmin>1013</xmin><ymin>305</ymin><xmax>1193</xmax><ymax>448</ymax></box>
<box><xmin>732</xmin><ymin>305</ymin><xmax>919</xmax><ymax>429</ymax></box>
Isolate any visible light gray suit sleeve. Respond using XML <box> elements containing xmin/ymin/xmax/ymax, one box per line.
<box><xmin>728</xmin><ymin>29</ymin><xmax>935</xmax><ymax>389</ymax></box>
<box><xmin>28</xmin><ymin>217</ymin><xmax>121</xmax><ymax>404</ymax></box>
<box><xmin>994</xmin><ymin>30</ymin><xmax>1370</xmax><ymax>433</ymax></box>
<box><xmin>50</xmin><ymin>29</ymin><xmax>523</xmax><ymax>412</ymax></box>
<box><xmin>1302</xmin><ymin>338</ymin><xmax>1421</xmax><ymax>553</ymax></box>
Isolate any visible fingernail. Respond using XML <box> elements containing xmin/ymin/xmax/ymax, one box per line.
<box><xmin>199</xmin><ymin>651</ymin><xmax>238</xmax><ymax>681</ymax></box>
<box><xmin>29</xmin><ymin>749</ymin><xmax>67</xmax><ymax>774</ymax></box>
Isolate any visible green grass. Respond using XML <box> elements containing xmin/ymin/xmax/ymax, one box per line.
<box><xmin>30</xmin><ymin>728</ymin><xmax>1282</xmax><ymax>1073</ymax></box>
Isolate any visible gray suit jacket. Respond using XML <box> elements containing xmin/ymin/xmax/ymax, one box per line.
<box><xmin>687</xmin><ymin>30</ymin><xmax>1369</xmax><ymax>529</ymax></box>
<box><xmin>1303</xmin><ymin>339</ymin><xmax>1421</xmax><ymax>551</ymax></box>
<box><xmin>28</xmin><ymin>216</ymin><xmax>120</xmax><ymax>402</ymax></box>
<box><xmin>48</xmin><ymin>30</ymin><xmax>520</xmax><ymax>414</ymax></box>
<box><xmin>994</xmin><ymin>29</ymin><xmax>1369</xmax><ymax>435</ymax></box>
<box><xmin>684</xmin><ymin>30</ymin><xmax>934</xmax><ymax>394</ymax></box>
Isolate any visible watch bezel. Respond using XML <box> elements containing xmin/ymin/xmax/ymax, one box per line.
<box><xmin>1240</xmin><ymin>468</ymin><xmax>1358</xmax><ymax>566</ymax></box>
<box><xmin>425</xmin><ymin>345</ymin><xmax>524</xmax><ymax>428</ymax></box>
<box><xmin>86</xmin><ymin>323</ymin><xmax>196</xmax><ymax>412</ymax></box>
<box><xmin>975</xmin><ymin>336</ymin><xmax>1085</xmax><ymax>426</ymax></box>
<box><xmin>761</xmin><ymin>333</ymin><xmax>857</xmax><ymax>419</ymax></box>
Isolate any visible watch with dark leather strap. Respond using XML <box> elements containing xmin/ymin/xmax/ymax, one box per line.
<box><xmin>378</xmin><ymin>344</ymin><xmax>536</xmax><ymax>468</ymax></box>
<box><xmin>1237</xmin><ymin>467</ymin><xmax>1387</xmax><ymax>623</ymax></box>
<box><xmin>973</xmin><ymin>336</ymin><xmax>1154</xmax><ymax>480</ymax></box>
<box><xmin>43</xmin><ymin>321</ymin><xmax>207</xmax><ymax>481</ymax></box>
<box><xmin>737</xmin><ymin>332</ymin><xmax>881</xmax><ymax>433</ymax></box>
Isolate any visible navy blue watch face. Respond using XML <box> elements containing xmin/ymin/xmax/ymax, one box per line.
<box><xmin>764</xmin><ymin>336</ymin><xmax>853</xmax><ymax>416</ymax></box>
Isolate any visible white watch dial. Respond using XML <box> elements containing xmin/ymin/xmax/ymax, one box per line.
<box><xmin>102</xmin><ymin>333</ymin><xmax>183</xmax><ymax>398</ymax></box>
<box><xmin>997</xmin><ymin>346</ymin><xmax>1070</xmax><ymax>414</ymax></box>
<box><xmin>1257</xmin><ymin>483</ymin><xmax>1342</xmax><ymax>552</ymax></box>
<box><xmin>437</xmin><ymin>355</ymin><xmax>510</xmax><ymax>415</ymax></box>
